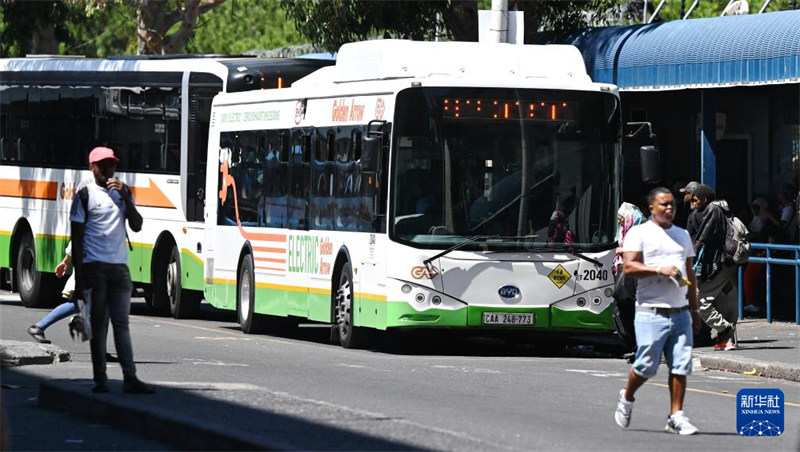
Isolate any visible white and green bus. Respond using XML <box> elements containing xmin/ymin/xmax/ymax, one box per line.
<box><xmin>205</xmin><ymin>40</ymin><xmax>624</xmax><ymax>348</ymax></box>
<box><xmin>0</xmin><ymin>55</ymin><xmax>332</xmax><ymax>317</ymax></box>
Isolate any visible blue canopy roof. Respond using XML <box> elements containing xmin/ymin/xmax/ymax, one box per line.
<box><xmin>537</xmin><ymin>10</ymin><xmax>800</xmax><ymax>90</ymax></box>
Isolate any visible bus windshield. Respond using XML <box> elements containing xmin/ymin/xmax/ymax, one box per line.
<box><xmin>390</xmin><ymin>87</ymin><xmax>620</xmax><ymax>252</ymax></box>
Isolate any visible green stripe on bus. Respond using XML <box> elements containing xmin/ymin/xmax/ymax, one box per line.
<box><xmin>550</xmin><ymin>305</ymin><xmax>615</xmax><ymax>331</ymax></box>
<box><xmin>0</xmin><ymin>233</ymin><xmax>10</xmax><ymax>268</ymax></box>
<box><xmin>180</xmin><ymin>249</ymin><xmax>204</xmax><ymax>291</ymax></box>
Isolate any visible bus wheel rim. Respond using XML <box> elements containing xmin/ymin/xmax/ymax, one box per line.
<box><xmin>241</xmin><ymin>271</ymin><xmax>251</xmax><ymax>320</ymax></box>
<box><xmin>20</xmin><ymin>248</ymin><xmax>34</xmax><ymax>292</ymax></box>
<box><xmin>336</xmin><ymin>278</ymin><xmax>352</xmax><ymax>336</ymax></box>
<box><xmin>167</xmin><ymin>259</ymin><xmax>178</xmax><ymax>302</ymax></box>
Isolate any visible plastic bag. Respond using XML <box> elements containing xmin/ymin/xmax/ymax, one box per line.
<box><xmin>68</xmin><ymin>288</ymin><xmax>92</xmax><ymax>342</ymax></box>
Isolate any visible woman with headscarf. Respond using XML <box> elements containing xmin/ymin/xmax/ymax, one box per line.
<box><xmin>614</xmin><ymin>203</ymin><xmax>646</xmax><ymax>276</ymax></box>
<box><xmin>611</xmin><ymin>202</ymin><xmax>646</xmax><ymax>359</ymax></box>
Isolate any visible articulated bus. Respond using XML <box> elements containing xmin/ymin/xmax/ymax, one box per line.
<box><xmin>205</xmin><ymin>40</ymin><xmax>623</xmax><ymax>348</ymax></box>
<box><xmin>0</xmin><ymin>55</ymin><xmax>332</xmax><ymax>317</ymax></box>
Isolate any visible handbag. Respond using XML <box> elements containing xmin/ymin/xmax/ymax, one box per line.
<box><xmin>612</xmin><ymin>271</ymin><xmax>637</xmax><ymax>305</ymax></box>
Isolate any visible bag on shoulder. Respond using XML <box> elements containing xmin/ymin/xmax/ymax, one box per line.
<box><xmin>723</xmin><ymin>214</ymin><xmax>750</xmax><ymax>264</ymax></box>
<box><xmin>612</xmin><ymin>271</ymin><xmax>637</xmax><ymax>305</ymax></box>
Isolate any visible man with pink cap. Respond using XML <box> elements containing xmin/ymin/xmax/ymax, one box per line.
<box><xmin>70</xmin><ymin>146</ymin><xmax>153</xmax><ymax>394</ymax></box>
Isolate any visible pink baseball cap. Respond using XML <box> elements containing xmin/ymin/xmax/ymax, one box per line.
<box><xmin>88</xmin><ymin>146</ymin><xmax>119</xmax><ymax>165</ymax></box>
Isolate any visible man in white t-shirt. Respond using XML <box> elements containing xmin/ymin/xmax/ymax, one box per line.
<box><xmin>71</xmin><ymin>146</ymin><xmax>153</xmax><ymax>395</ymax></box>
<box><xmin>613</xmin><ymin>187</ymin><xmax>702</xmax><ymax>435</ymax></box>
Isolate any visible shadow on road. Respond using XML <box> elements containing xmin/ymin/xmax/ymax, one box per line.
<box><xmin>2</xmin><ymin>366</ymin><xmax>422</xmax><ymax>451</ymax></box>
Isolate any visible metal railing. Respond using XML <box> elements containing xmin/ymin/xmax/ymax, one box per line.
<box><xmin>737</xmin><ymin>243</ymin><xmax>800</xmax><ymax>325</ymax></box>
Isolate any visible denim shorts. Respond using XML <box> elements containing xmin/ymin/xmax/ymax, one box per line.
<box><xmin>631</xmin><ymin>309</ymin><xmax>694</xmax><ymax>378</ymax></box>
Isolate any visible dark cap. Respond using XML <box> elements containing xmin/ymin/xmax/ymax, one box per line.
<box><xmin>692</xmin><ymin>184</ymin><xmax>716</xmax><ymax>201</ymax></box>
<box><xmin>679</xmin><ymin>181</ymin><xmax>700</xmax><ymax>194</ymax></box>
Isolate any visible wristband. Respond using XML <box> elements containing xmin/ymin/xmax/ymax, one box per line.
<box><xmin>655</xmin><ymin>266</ymin><xmax>661</xmax><ymax>276</ymax></box>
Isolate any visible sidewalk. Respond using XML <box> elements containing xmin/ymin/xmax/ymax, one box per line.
<box><xmin>692</xmin><ymin>318</ymin><xmax>800</xmax><ymax>382</ymax></box>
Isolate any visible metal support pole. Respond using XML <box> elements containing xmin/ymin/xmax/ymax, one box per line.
<box><xmin>766</xmin><ymin>247</ymin><xmax>772</xmax><ymax>323</ymax></box>
<box><xmin>684</xmin><ymin>0</ymin><xmax>700</xmax><ymax>19</ymax></box>
<box><xmin>648</xmin><ymin>0</ymin><xmax>667</xmax><ymax>23</ymax></box>
<box><xmin>738</xmin><ymin>266</ymin><xmax>744</xmax><ymax>320</ymax></box>
<box><xmin>796</xmin><ymin>248</ymin><xmax>799</xmax><ymax>325</ymax></box>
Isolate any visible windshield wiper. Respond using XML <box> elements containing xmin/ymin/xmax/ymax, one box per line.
<box><xmin>422</xmin><ymin>235</ymin><xmax>499</xmax><ymax>272</ymax></box>
<box><xmin>524</xmin><ymin>247</ymin><xmax>603</xmax><ymax>267</ymax></box>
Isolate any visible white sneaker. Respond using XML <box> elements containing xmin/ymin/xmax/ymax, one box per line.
<box><xmin>665</xmin><ymin>410</ymin><xmax>698</xmax><ymax>435</ymax></box>
<box><xmin>615</xmin><ymin>389</ymin><xmax>633</xmax><ymax>428</ymax></box>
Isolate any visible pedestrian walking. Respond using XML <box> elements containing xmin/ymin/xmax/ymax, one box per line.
<box><xmin>614</xmin><ymin>187</ymin><xmax>701</xmax><ymax>435</ymax></box>
<box><xmin>689</xmin><ymin>184</ymin><xmax>739</xmax><ymax>351</ymax></box>
<box><xmin>26</xmin><ymin>242</ymin><xmax>120</xmax><ymax>361</ymax></box>
<box><xmin>70</xmin><ymin>146</ymin><xmax>153</xmax><ymax>394</ymax></box>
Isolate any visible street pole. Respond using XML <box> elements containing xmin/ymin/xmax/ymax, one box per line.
<box><xmin>490</xmin><ymin>0</ymin><xmax>508</xmax><ymax>43</ymax></box>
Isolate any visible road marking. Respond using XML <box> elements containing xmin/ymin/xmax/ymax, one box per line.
<box><xmin>184</xmin><ymin>358</ymin><xmax>249</xmax><ymax>367</ymax></box>
<box><xmin>650</xmin><ymin>382</ymin><xmax>800</xmax><ymax>408</ymax></box>
<box><xmin>194</xmin><ymin>336</ymin><xmax>254</xmax><ymax>341</ymax></box>
<box><xmin>136</xmin><ymin>316</ymin><xmax>295</xmax><ymax>345</ymax></box>
<box><xmin>154</xmin><ymin>381</ymin><xmax>262</xmax><ymax>390</ymax></box>
<box><xmin>565</xmin><ymin>369</ymin><xmax>626</xmax><ymax>378</ymax></box>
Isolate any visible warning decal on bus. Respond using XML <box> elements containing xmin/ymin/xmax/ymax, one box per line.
<box><xmin>548</xmin><ymin>264</ymin><xmax>571</xmax><ymax>289</ymax></box>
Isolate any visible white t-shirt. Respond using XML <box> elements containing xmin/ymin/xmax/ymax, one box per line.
<box><xmin>69</xmin><ymin>180</ymin><xmax>130</xmax><ymax>265</ymax></box>
<box><xmin>621</xmin><ymin>221</ymin><xmax>695</xmax><ymax>308</ymax></box>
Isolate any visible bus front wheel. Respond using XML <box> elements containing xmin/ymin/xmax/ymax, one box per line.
<box><xmin>238</xmin><ymin>256</ymin><xmax>266</xmax><ymax>334</ymax></box>
<box><xmin>334</xmin><ymin>262</ymin><xmax>366</xmax><ymax>349</ymax></box>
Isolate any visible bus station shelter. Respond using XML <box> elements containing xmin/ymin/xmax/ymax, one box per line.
<box><xmin>537</xmin><ymin>9</ymin><xmax>799</xmax><ymax>216</ymax></box>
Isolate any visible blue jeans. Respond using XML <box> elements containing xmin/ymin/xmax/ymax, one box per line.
<box><xmin>632</xmin><ymin>309</ymin><xmax>694</xmax><ymax>379</ymax></box>
<box><xmin>36</xmin><ymin>300</ymin><xmax>78</xmax><ymax>330</ymax></box>
<box><xmin>83</xmin><ymin>262</ymin><xmax>136</xmax><ymax>383</ymax></box>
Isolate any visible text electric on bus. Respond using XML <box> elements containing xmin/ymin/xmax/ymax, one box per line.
<box><xmin>0</xmin><ymin>55</ymin><xmax>332</xmax><ymax>317</ymax></box>
<box><xmin>205</xmin><ymin>40</ymin><xmax>624</xmax><ymax>348</ymax></box>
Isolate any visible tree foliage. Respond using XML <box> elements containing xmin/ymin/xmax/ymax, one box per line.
<box><xmin>280</xmin><ymin>0</ymin><xmax>633</xmax><ymax>52</ymax></box>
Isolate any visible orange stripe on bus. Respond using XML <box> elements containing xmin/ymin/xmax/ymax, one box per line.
<box><xmin>0</xmin><ymin>179</ymin><xmax>58</xmax><ymax>200</ymax></box>
<box><xmin>129</xmin><ymin>178</ymin><xmax>175</xmax><ymax>209</ymax></box>
<box><xmin>252</xmin><ymin>246</ymin><xmax>285</xmax><ymax>254</ymax></box>
<box><xmin>255</xmin><ymin>266</ymin><xmax>286</xmax><ymax>272</ymax></box>
<box><xmin>254</xmin><ymin>257</ymin><xmax>286</xmax><ymax>264</ymax></box>
<box><xmin>240</xmin><ymin>230</ymin><xmax>287</xmax><ymax>243</ymax></box>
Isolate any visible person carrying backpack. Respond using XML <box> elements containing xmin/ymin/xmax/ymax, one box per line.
<box><xmin>71</xmin><ymin>146</ymin><xmax>153</xmax><ymax>394</ymax></box>
<box><xmin>688</xmin><ymin>184</ymin><xmax>740</xmax><ymax>351</ymax></box>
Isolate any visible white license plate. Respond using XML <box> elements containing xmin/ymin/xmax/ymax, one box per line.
<box><xmin>482</xmin><ymin>312</ymin><xmax>535</xmax><ymax>325</ymax></box>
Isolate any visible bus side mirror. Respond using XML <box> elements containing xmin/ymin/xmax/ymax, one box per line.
<box><xmin>640</xmin><ymin>145</ymin><xmax>661</xmax><ymax>183</ymax></box>
<box><xmin>361</xmin><ymin>136</ymin><xmax>380</xmax><ymax>172</ymax></box>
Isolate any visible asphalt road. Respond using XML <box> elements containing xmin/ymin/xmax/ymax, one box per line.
<box><xmin>2</xmin><ymin>293</ymin><xmax>799</xmax><ymax>451</ymax></box>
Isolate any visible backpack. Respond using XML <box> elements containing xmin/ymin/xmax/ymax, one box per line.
<box><xmin>723</xmin><ymin>213</ymin><xmax>750</xmax><ymax>264</ymax></box>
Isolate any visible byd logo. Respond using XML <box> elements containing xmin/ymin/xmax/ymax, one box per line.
<box><xmin>498</xmin><ymin>285</ymin><xmax>521</xmax><ymax>300</ymax></box>
<box><xmin>411</xmin><ymin>266</ymin><xmax>439</xmax><ymax>279</ymax></box>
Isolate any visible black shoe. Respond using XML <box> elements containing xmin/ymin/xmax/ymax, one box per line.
<box><xmin>106</xmin><ymin>353</ymin><xmax>119</xmax><ymax>363</ymax></box>
<box><xmin>27</xmin><ymin>325</ymin><xmax>51</xmax><ymax>344</ymax></box>
<box><xmin>92</xmin><ymin>383</ymin><xmax>109</xmax><ymax>393</ymax></box>
<box><xmin>123</xmin><ymin>378</ymin><xmax>155</xmax><ymax>395</ymax></box>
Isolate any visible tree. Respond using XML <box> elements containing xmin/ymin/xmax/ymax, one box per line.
<box><xmin>117</xmin><ymin>0</ymin><xmax>228</xmax><ymax>54</ymax></box>
<box><xmin>280</xmin><ymin>0</ymin><xmax>630</xmax><ymax>53</ymax></box>
<box><xmin>186</xmin><ymin>0</ymin><xmax>307</xmax><ymax>55</ymax></box>
<box><xmin>0</xmin><ymin>1</ymin><xmax>75</xmax><ymax>56</ymax></box>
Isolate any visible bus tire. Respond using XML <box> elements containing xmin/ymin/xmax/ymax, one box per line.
<box><xmin>334</xmin><ymin>262</ymin><xmax>366</xmax><ymax>349</ymax></box>
<box><xmin>15</xmin><ymin>232</ymin><xmax>58</xmax><ymax>308</ymax></box>
<box><xmin>160</xmin><ymin>246</ymin><xmax>200</xmax><ymax>319</ymax></box>
<box><xmin>237</xmin><ymin>255</ymin><xmax>266</xmax><ymax>334</ymax></box>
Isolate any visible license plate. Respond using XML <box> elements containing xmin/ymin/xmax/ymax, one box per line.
<box><xmin>482</xmin><ymin>312</ymin><xmax>535</xmax><ymax>325</ymax></box>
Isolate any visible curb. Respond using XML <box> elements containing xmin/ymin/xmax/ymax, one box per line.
<box><xmin>0</xmin><ymin>341</ymin><xmax>70</xmax><ymax>368</ymax></box>
<box><xmin>38</xmin><ymin>381</ymin><xmax>292</xmax><ymax>451</ymax></box>
<box><xmin>695</xmin><ymin>353</ymin><xmax>800</xmax><ymax>382</ymax></box>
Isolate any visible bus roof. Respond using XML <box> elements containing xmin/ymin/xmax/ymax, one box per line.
<box><xmin>0</xmin><ymin>56</ymin><xmax>333</xmax><ymax>92</ymax></box>
<box><xmin>294</xmin><ymin>39</ymin><xmax>592</xmax><ymax>87</ymax></box>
